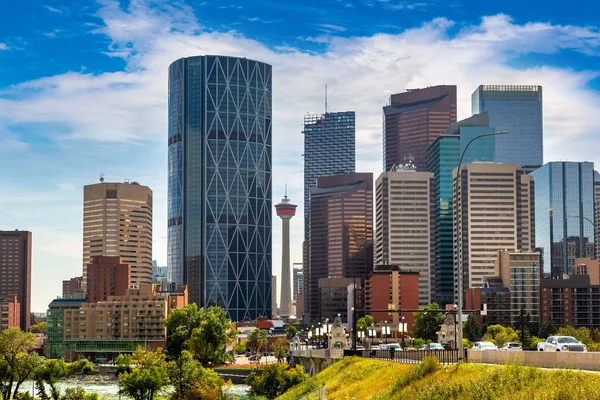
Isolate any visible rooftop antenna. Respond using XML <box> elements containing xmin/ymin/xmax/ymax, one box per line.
<box><xmin>99</xmin><ymin>173</ymin><xmax>105</xmax><ymax>183</ymax></box>
<box><xmin>325</xmin><ymin>84</ymin><xmax>328</xmax><ymax>114</ymax></box>
<box><xmin>284</xmin><ymin>182</ymin><xmax>288</xmax><ymax>199</ymax></box>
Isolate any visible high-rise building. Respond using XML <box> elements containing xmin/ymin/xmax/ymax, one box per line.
<box><xmin>275</xmin><ymin>192</ymin><xmax>297</xmax><ymax>317</ymax></box>
<box><xmin>472</xmin><ymin>85</ymin><xmax>543</xmax><ymax>170</ymax></box>
<box><xmin>383</xmin><ymin>85</ymin><xmax>457</xmax><ymax>172</ymax></box>
<box><xmin>531</xmin><ymin>162</ymin><xmax>595</xmax><ymax>277</ymax></box>
<box><xmin>426</xmin><ymin>112</ymin><xmax>497</xmax><ymax>306</ymax></box>
<box><xmin>303</xmin><ymin>111</ymin><xmax>355</xmax><ymax>241</ymax></box>
<box><xmin>83</xmin><ymin>181</ymin><xmax>152</xmax><ymax>291</ymax></box>
<box><xmin>168</xmin><ymin>56</ymin><xmax>272</xmax><ymax>321</ymax></box>
<box><xmin>293</xmin><ymin>263</ymin><xmax>303</xmax><ymax>301</ymax></box>
<box><xmin>454</xmin><ymin>163</ymin><xmax>534</xmax><ymax>298</ymax></box>
<box><xmin>375</xmin><ymin>164</ymin><xmax>433</xmax><ymax>306</ymax></box>
<box><xmin>594</xmin><ymin>172</ymin><xmax>600</xmax><ymax>259</ymax></box>
<box><xmin>0</xmin><ymin>296</ymin><xmax>20</xmax><ymax>332</ymax></box>
<box><xmin>86</xmin><ymin>256</ymin><xmax>131</xmax><ymax>303</ymax></box>
<box><xmin>62</xmin><ymin>276</ymin><xmax>83</xmax><ymax>299</ymax></box>
<box><xmin>272</xmin><ymin>276</ymin><xmax>277</xmax><ymax>319</ymax></box>
<box><xmin>0</xmin><ymin>230</ymin><xmax>31</xmax><ymax>331</ymax></box>
<box><xmin>305</xmin><ymin>173</ymin><xmax>373</xmax><ymax>322</ymax></box>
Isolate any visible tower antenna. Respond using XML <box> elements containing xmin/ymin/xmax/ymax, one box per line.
<box><xmin>325</xmin><ymin>84</ymin><xmax>328</xmax><ymax>114</ymax></box>
<box><xmin>284</xmin><ymin>183</ymin><xmax>288</xmax><ymax>199</ymax></box>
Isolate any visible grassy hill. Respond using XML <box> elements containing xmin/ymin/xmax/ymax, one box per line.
<box><xmin>277</xmin><ymin>356</ymin><xmax>600</xmax><ymax>400</ymax></box>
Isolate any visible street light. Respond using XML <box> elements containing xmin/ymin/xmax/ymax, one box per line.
<box><xmin>399</xmin><ymin>316</ymin><xmax>406</xmax><ymax>349</ymax></box>
<box><xmin>368</xmin><ymin>324</ymin><xmax>376</xmax><ymax>348</ymax></box>
<box><xmin>382</xmin><ymin>321</ymin><xmax>390</xmax><ymax>344</ymax></box>
<box><xmin>456</xmin><ymin>130</ymin><xmax>509</xmax><ymax>358</ymax></box>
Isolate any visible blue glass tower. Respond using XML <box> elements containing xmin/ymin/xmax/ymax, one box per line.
<box><xmin>426</xmin><ymin>113</ymin><xmax>496</xmax><ymax>306</ymax></box>
<box><xmin>472</xmin><ymin>85</ymin><xmax>543</xmax><ymax>169</ymax></box>
<box><xmin>168</xmin><ymin>56</ymin><xmax>272</xmax><ymax>321</ymax></box>
<box><xmin>531</xmin><ymin>162</ymin><xmax>595</xmax><ymax>277</ymax></box>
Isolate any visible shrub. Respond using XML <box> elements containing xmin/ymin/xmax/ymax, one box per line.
<box><xmin>63</xmin><ymin>387</ymin><xmax>86</xmax><ymax>400</ymax></box>
<box><xmin>246</xmin><ymin>363</ymin><xmax>307</xmax><ymax>399</ymax></box>
<box><xmin>14</xmin><ymin>392</ymin><xmax>34</xmax><ymax>400</ymax></box>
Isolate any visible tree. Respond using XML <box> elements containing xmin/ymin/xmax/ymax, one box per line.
<box><xmin>356</xmin><ymin>315</ymin><xmax>375</xmax><ymax>332</ymax></box>
<box><xmin>272</xmin><ymin>338</ymin><xmax>289</xmax><ymax>362</ymax></box>
<box><xmin>285</xmin><ymin>325</ymin><xmax>297</xmax><ymax>340</ymax></box>
<box><xmin>34</xmin><ymin>359</ymin><xmax>67</xmax><ymax>400</ymax></box>
<box><xmin>412</xmin><ymin>303</ymin><xmax>445</xmax><ymax>342</ymax></box>
<box><xmin>187</xmin><ymin>306</ymin><xmax>237</xmax><ymax>364</ymax></box>
<box><xmin>482</xmin><ymin>324</ymin><xmax>519</xmax><ymax>347</ymax></box>
<box><xmin>247</xmin><ymin>329</ymin><xmax>268</xmax><ymax>361</ymax></box>
<box><xmin>538</xmin><ymin>318</ymin><xmax>557</xmax><ymax>339</ymax></box>
<box><xmin>164</xmin><ymin>304</ymin><xmax>203</xmax><ymax>357</ymax></box>
<box><xmin>118</xmin><ymin>347</ymin><xmax>169</xmax><ymax>400</ymax></box>
<box><xmin>30</xmin><ymin>322</ymin><xmax>47</xmax><ymax>335</ymax></box>
<box><xmin>167</xmin><ymin>350</ymin><xmax>224</xmax><ymax>400</ymax></box>
<box><xmin>233</xmin><ymin>342</ymin><xmax>246</xmax><ymax>355</ymax></box>
<box><xmin>0</xmin><ymin>328</ymin><xmax>43</xmax><ymax>400</ymax></box>
<box><xmin>463</xmin><ymin>314</ymin><xmax>482</xmax><ymax>342</ymax></box>
<box><xmin>246</xmin><ymin>363</ymin><xmax>307</xmax><ymax>399</ymax></box>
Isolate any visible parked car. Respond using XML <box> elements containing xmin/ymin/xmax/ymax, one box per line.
<box><xmin>472</xmin><ymin>341</ymin><xmax>498</xmax><ymax>351</ymax></box>
<box><xmin>386</xmin><ymin>343</ymin><xmax>402</xmax><ymax>351</ymax></box>
<box><xmin>441</xmin><ymin>343</ymin><xmax>452</xmax><ymax>350</ymax></box>
<box><xmin>356</xmin><ymin>346</ymin><xmax>365</xmax><ymax>351</ymax></box>
<box><xmin>499</xmin><ymin>342</ymin><xmax>523</xmax><ymax>351</ymax></box>
<box><xmin>420</xmin><ymin>343</ymin><xmax>445</xmax><ymax>351</ymax></box>
<box><xmin>537</xmin><ymin>336</ymin><xmax>587</xmax><ymax>352</ymax></box>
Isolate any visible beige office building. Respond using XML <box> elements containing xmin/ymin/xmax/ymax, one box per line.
<box><xmin>454</xmin><ymin>163</ymin><xmax>534</xmax><ymax>298</ymax></box>
<box><xmin>83</xmin><ymin>181</ymin><xmax>153</xmax><ymax>291</ymax></box>
<box><xmin>375</xmin><ymin>165</ymin><xmax>434</xmax><ymax>306</ymax></box>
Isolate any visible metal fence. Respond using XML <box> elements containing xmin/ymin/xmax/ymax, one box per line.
<box><xmin>351</xmin><ymin>349</ymin><xmax>465</xmax><ymax>364</ymax></box>
<box><xmin>295</xmin><ymin>385</ymin><xmax>326</xmax><ymax>400</ymax></box>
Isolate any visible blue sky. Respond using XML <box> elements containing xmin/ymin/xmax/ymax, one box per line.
<box><xmin>1</xmin><ymin>0</ymin><xmax>599</xmax><ymax>311</ymax></box>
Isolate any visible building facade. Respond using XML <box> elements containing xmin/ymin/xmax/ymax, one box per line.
<box><xmin>168</xmin><ymin>55</ymin><xmax>273</xmax><ymax>321</ymax></box>
<box><xmin>595</xmin><ymin>174</ymin><xmax>600</xmax><ymax>259</ymax></box>
<box><xmin>454</xmin><ymin>163</ymin><xmax>534</xmax><ymax>299</ymax></box>
<box><xmin>0</xmin><ymin>296</ymin><xmax>20</xmax><ymax>332</ymax></box>
<box><xmin>62</xmin><ymin>277</ymin><xmax>83</xmax><ymax>299</ymax></box>
<box><xmin>472</xmin><ymin>85</ymin><xmax>543</xmax><ymax>169</ymax></box>
<box><xmin>540</xmin><ymin>275</ymin><xmax>600</xmax><ymax>328</ymax></box>
<box><xmin>306</xmin><ymin>173</ymin><xmax>373</xmax><ymax>322</ymax></box>
<box><xmin>531</xmin><ymin>162</ymin><xmax>595</xmax><ymax>277</ymax></box>
<box><xmin>375</xmin><ymin>165</ymin><xmax>433</xmax><ymax>306</ymax></box>
<box><xmin>46</xmin><ymin>298</ymin><xmax>86</xmax><ymax>358</ymax></box>
<box><xmin>383</xmin><ymin>85</ymin><xmax>457</xmax><ymax>172</ymax></box>
<box><xmin>0</xmin><ymin>230</ymin><xmax>31</xmax><ymax>331</ymax></box>
<box><xmin>303</xmin><ymin>111</ymin><xmax>355</xmax><ymax>241</ymax></box>
<box><xmin>83</xmin><ymin>181</ymin><xmax>153</xmax><ymax>290</ymax></box>
<box><xmin>318</xmin><ymin>277</ymin><xmax>356</xmax><ymax>323</ymax></box>
<box><xmin>86</xmin><ymin>256</ymin><xmax>131</xmax><ymax>303</ymax></box>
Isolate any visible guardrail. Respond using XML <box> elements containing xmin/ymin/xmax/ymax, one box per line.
<box><xmin>467</xmin><ymin>349</ymin><xmax>600</xmax><ymax>371</ymax></box>
<box><xmin>346</xmin><ymin>349</ymin><xmax>464</xmax><ymax>364</ymax></box>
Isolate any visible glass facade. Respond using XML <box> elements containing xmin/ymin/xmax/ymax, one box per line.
<box><xmin>168</xmin><ymin>56</ymin><xmax>272</xmax><ymax>321</ymax></box>
<box><xmin>472</xmin><ymin>85</ymin><xmax>543</xmax><ymax>168</ymax></box>
<box><xmin>303</xmin><ymin>112</ymin><xmax>355</xmax><ymax>241</ymax></box>
<box><xmin>531</xmin><ymin>162</ymin><xmax>595</xmax><ymax>277</ymax></box>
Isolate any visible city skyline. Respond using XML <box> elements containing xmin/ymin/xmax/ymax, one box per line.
<box><xmin>1</xmin><ymin>0</ymin><xmax>600</xmax><ymax>311</ymax></box>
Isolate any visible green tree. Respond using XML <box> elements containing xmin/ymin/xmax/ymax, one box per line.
<box><xmin>246</xmin><ymin>363</ymin><xmax>307</xmax><ymax>399</ymax></box>
<box><xmin>272</xmin><ymin>338</ymin><xmax>289</xmax><ymax>362</ymax></box>
<box><xmin>34</xmin><ymin>359</ymin><xmax>67</xmax><ymax>400</ymax></box>
<box><xmin>482</xmin><ymin>324</ymin><xmax>519</xmax><ymax>347</ymax></box>
<box><xmin>247</xmin><ymin>329</ymin><xmax>268</xmax><ymax>361</ymax></box>
<box><xmin>463</xmin><ymin>314</ymin><xmax>482</xmax><ymax>342</ymax></box>
<box><xmin>187</xmin><ymin>306</ymin><xmax>237</xmax><ymax>364</ymax></box>
<box><xmin>556</xmin><ymin>325</ymin><xmax>578</xmax><ymax>338</ymax></box>
<box><xmin>0</xmin><ymin>328</ymin><xmax>43</xmax><ymax>400</ymax></box>
<box><xmin>30</xmin><ymin>322</ymin><xmax>47</xmax><ymax>334</ymax></box>
<box><xmin>233</xmin><ymin>342</ymin><xmax>246</xmax><ymax>355</ymax></box>
<box><xmin>538</xmin><ymin>318</ymin><xmax>557</xmax><ymax>338</ymax></box>
<box><xmin>356</xmin><ymin>315</ymin><xmax>375</xmax><ymax>332</ymax></box>
<box><xmin>118</xmin><ymin>347</ymin><xmax>169</xmax><ymax>400</ymax></box>
<box><xmin>167</xmin><ymin>350</ymin><xmax>224</xmax><ymax>400</ymax></box>
<box><xmin>164</xmin><ymin>304</ymin><xmax>203</xmax><ymax>357</ymax></box>
<box><xmin>285</xmin><ymin>325</ymin><xmax>297</xmax><ymax>340</ymax></box>
<box><xmin>412</xmin><ymin>303</ymin><xmax>445</xmax><ymax>342</ymax></box>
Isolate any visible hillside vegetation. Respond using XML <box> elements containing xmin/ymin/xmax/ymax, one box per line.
<box><xmin>277</xmin><ymin>357</ymin><xmax>600</xmax><ymax>400</ymax></box>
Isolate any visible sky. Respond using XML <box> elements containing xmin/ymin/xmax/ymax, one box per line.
<box><xmin>1</xmin><ymin>0</ymin><xmax>600</xmax><ymax>312</ymax></box>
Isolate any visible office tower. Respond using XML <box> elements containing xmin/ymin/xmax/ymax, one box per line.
<box><xmin>275</xmin><ymin>191</ymin><xmax>297</xmax><ymax>317</ymax></box>
<box><xmin>86</xmin><ymin>256</ymin><xmax>131</xmax><ymax>303</ymax></box>
<box><xmin>83</xmin><ymin>181</ymin><xmax>153</xmax><ymax>291</ymax></box>
<box><xmin>62</xmin><ymin>276</ymin><xmax>83</xmax><ymax>298</ymax></box>
<box><xmin>303</xmin><ymin>111</ymin><xmax>355</xmax><ymax>241</ymax></box>
<box><xmin>0</xmin><ymin>230</ymin><xmax>31</xmax><ymax>331</ymax></box>
<box><xmin>272</xmin><ymin>276</ymin><xmax>277</xmax><ymax>319</ymax></box>
<box><xmin>293</xmin><ymin>263</ymin><xmax>303</xmax><ymax>301</ymax></box>
<box><xmin>306</xmin><ymin>173</ymin><xmax>373</xmax><ymax>322</ymax></box>
<box><xmin>472</xmin><ymin>85</ymin><xmax>543</xmax><ymax>170</ymax></box>
<box><xmin>531</xmin><ymin>162</ymin><xmax>595</xmax><ymax>277</ymax></box>
<box><xmin>168</xmin><ymin>56</ymin><xmax>272</xmax><ymax>321</ymax></box>
<box><xmin>426</xmin><ymin>112</ymin><xmax>497</xmax><ymax>306</ymax></box>
<box><xmin>454</xmin><ymin>163</ymin><xmax>534</xmax><ymax>296</ymax></box>
<box><xmin>383</xmin><ymin>85</ymin><xmax>457</xmax><ymax>172</ymax></box>
<box><xmin>375</xmin><ymin>164</ymin><xmax>434</xmax><ymax>306</ymax></box>
<box><xmin>594</xmin><ymin>172</ymin><xmax>600</xmax><ymax>259</ymax></box>
<box><xmin>152</xmin><ymin>260</ymin><xmax>159</xmax><ymax>279</ymax></box>
<box><xmin>318</xmin><ymin>278</ymin><xmax>357</xmax><ymax>323</ymax></box>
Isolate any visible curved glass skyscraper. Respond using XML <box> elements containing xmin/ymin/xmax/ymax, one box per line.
<box><xmin>168</xmin><ymin>55</ymin><xmax>272</xmax><ymax>321</ymax></box>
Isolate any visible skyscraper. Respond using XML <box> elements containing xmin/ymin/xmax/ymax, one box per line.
<box><xmin>275</xmin><ymin>192</ymin><xmax>297</xmax><ymax>317</ymax></box>
<box><xmin>472</xmin><ymin>85</ymin><xmax>543</xmax><ymax>169</ymax></box>
<box><xmin>83</xmin><ymin>181</ymin><xmax>153</xmax><ymax>291</ymax></box>
<box><xmin>426</xmin><ymin>112</ymin><xmax>497</xmax><ymax>306</ymax></box>
<box><xmin>303</xmin><ymin>111</ymin><xmax>355</xmax><ymax>241</ymax></box>
<box><xmin>383</xmin><ymin>85</ymin><xmax>457</xmax><ymax>172</ymax></box>
<box><xmin>168</xmin><ymin>55</ymin><xmax>272</xmax><ymax>321</ymax></box>
<box><xmin>0</xmin><ymin>230</ymin><xmax>31</xmax><ymax>331</ymax></box>
<box><xmin>531</xmin><ymin>162</ymin><xmax>595</xmax><ymax>277</ymax></box>
<box><xmin>454</xmin><ymin>163</ymin><xmax>534</xmax><ymax>297</ymax></box>
<box><xmin>306</xmin><ymin>173</ymin><xmax>373</xmax><ymax>322</ymax></box>
<box><xmin>375</xmin><ymin>164</ymin><xmax>433</xmax><ymax>306</ymax></box>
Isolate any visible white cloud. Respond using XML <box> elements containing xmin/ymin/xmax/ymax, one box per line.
<box><xmin>317</xmin><ymin>24</ymin><xmax>347</xmax><ymax>32</ymax></box>
<box><xmin>2</xmin><ymin>1</ymin><xmax>600</xmax><ymax>310</ymax></box>
<box><xmin>0</xmin><ymin>43</ymin><xmax>8</xmax><ymax>50</ymax></box>
<box><xmin>43</xmin><ymin>5</ymin><xmax>63</xmax><ymax>13</ymax></box>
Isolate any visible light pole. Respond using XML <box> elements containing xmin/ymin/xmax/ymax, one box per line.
<box><xmin>567</xmin><ymin>214</ymin><xmax>596</xmax><ymax>259</ymax></box>
<box><xmin>400</xmin><ymin>316</ymin><xmax>406</xmax><ymax>349</ymax></box>
<box><xmin>368</xmin><ymin>324</ymin><xmax>376</xmax><ymax>348</ymax></box>
<box><xmin>456</xmin><ymin>130</ymin><xmax>508</xmax><ymax>358</ymax></box>
<box><xmin>383</xmin><ymin>321</ymin><xmax>389</xmax><ymax>344</ymax></box>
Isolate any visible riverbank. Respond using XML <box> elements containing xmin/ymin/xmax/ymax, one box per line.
<box><xmin>277</xmin><ymin>356</ymin><xmax>600</xmax><ymax>399</ymax></box>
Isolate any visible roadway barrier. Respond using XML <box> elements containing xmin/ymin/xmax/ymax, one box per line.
<box><xmin>467</xmin><ymin>350</ymin><xmax>600</xmax><ymax>371</ymax></box>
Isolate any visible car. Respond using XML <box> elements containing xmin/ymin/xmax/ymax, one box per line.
<box><xmin>386</xmin><ymin>343</ymin><xmax>402</xmax><ymax>351</ymax></box>
<box><xmin>441</xmin><ymin>343</ymin><xmax>452</xmax><ymax>350</ymax></box>
<box><xmin>537</xmin><ymin>336</ymin><xmax>587</xmax><ymax>352</ymax></box>
<box><xmin>421</xmin><ymin>343</ymin><xmax>445</xmax><ymax>351</ymax></box>
<box><xmin>370</xmin><ymin>345</ymin><xmax>380</xmax><ymax>351</ymax></box>
<box><xmin>499</xmin><ymin>342</ymin><xmax>523</xmax><ymax>351</ymax></box>
<box><xmin>472</xmin><ymin>341</ymin><xmax>498</xmax><ymax>351</ymax></box>
<box><xmin>355</xmin><ymin>346</ymin><xmax>365</xmax><ymax>351</ymax></box>
<box><xmin>404</xmin><ymin>347</ymin><xmax>417</xmax><ymax>351</ymax></box>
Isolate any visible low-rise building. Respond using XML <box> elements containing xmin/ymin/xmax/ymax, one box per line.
<box><xmin>0</xmin><ymin>296</ymin><xmax>20</xmax><ymax>332</ymax></box>
<box><xmin>540</xmin><ymin>274</ymin><xmax>600</xmax><ymax>328</ymax></box>
<box><xmin>46</xmin><ymin>298</ymin><xmax>86</xmax><ymax>358</ymax></box>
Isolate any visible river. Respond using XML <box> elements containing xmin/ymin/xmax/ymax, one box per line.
<box><xmin>21</xmin><ymin>381</ymin><xmax>250</xmax><ymax>399</ymax></box>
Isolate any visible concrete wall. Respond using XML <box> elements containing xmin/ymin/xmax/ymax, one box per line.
<box><xmin>467</xmin><ymin>350</ymin><xmax>600</xmax><ymax>371</ymax></box>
